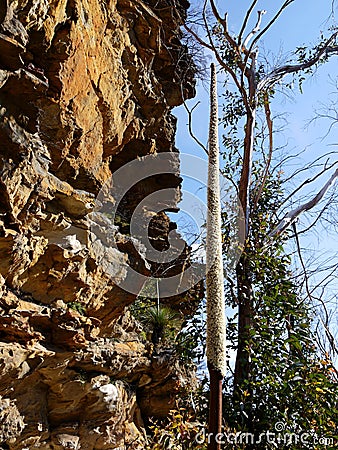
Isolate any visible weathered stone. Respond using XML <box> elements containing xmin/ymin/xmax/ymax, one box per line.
<box><xmin>0</xmin><ymin>0</ymin><xmax>198</xmax><ymax>448</ymax></box>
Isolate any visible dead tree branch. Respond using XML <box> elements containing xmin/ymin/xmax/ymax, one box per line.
<box><xmin>269</xmin><ymin>167</ymin><xmax>338</xmax><ymax>237</ymax></box>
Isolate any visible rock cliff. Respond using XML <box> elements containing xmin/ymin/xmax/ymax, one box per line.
<box><xmin>0</xmin><ymin>0</ymin><xmax>200</xmax><ymax>448</ymax></box>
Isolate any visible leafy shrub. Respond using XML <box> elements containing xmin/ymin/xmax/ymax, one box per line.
<box><xmin>145</xmin><ymin>408</ymin><xmax>207</xmax><ymax>450</ymax></box>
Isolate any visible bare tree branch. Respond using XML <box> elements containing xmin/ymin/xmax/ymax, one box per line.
<box><xmin>182</xmin><ymin>98</ymin><xmax>209</xmax><ymax>154</ymax></box>
<box><xmin>279</xmin><ymin>159</ymin><xmax>338</xmax><ymax>211</ymax></box>
<box><xmin>209</xmin><ymin>0</ymin><xmax>236</xmax><ymax>48</ymax></box>
<box><xmin>201</xmin><ymin>2</ymin><xmax>250</xmax><ymax>109</ymax></box>
<box><xmin>269</xmin><ymin>167</ymin><xmax>338</xmax><ymax>237</ymax></box>
<box><xmin>181</xmin><ymin>21</ymin><xmax>213</xmax><ymax>51</ymax></box>
<box><xmin>246</xmin><ymin>0</ymin><xmax>296</xmax><ymax>59</ymax></box>
<box><xmin>294</xmin><ymin>198</ymin><xmax>331</xmax><ymax>235</ymax></box>
<box><xmin>292</xmin><ymin>223</ymin><xmax>337</xmax><ymax>356</ymax></box>
<box><xmin>293</xmin><ymin>223</ymin><xmax>315</xmax><ymax>306</ymax></box>
<box><xmin>238</xmin><ymin>0</ymin><xmax>259</xmax><ymax>48</ymax></box>
<box><xmin>243</xmin><ymin>10</ymin><xmax>267</xmax><ymax>48</ymax></box>
<box><xmin>259</xmin><ymin>31</ymin><xmax>338</xmax><ymax>91</ymax></box>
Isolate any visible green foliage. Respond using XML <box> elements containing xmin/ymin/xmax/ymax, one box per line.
<box><xmin>141</xmin><ymin>305</ymin><xmax>180</xmax><ymax>345</ymax></box>
<box><xmin>175</xmin><ymin>308</ymin><xmax>206</xmax><ymax>365</ymax></box>
<box><xmin>73</xmin><ymin>367</ymin><xmax>88</xmax><ymax>384</ymax></box>
<box><xmin>68</xmin><ymin>301</ymin><xmax>86</xmax><ymax>315</ymax></box>
<box><xmin>114</xmin><ymin>213</ymin><xmax>131</xmax><ymax>234</ymax></box>
<box><xmin>104</xmin><ymin>210</ymin><xmax>130</xmax><ymax>234</ymax></box>
<box><xmin>131</xmin><ymin>294</ymin><xmax>206</xmax><ymax>365</ymax></box>
<box><xmin>145</xmin><ymin>408</ymin><xmax>207</xmax><ymax>450</ymax></box>
<box><xmin>222</xmin><ymin>90</ymin><xmax>246</xmax><ymax>128</ymax></box>
<box><xmin>131</xmin><ymin>297</ymin><xmax>180</xmax><ymax>345</ymax></box>
<box><xmin>221</xmin><ymin>168</ymin><xmax>338</xmax><ymax>448</ymax></box>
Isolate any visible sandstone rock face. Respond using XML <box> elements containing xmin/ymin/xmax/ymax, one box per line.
<box><xmin>0</xmin><ymin>0</ymin><xmax>198</xmax><ymax>448</ymax></box>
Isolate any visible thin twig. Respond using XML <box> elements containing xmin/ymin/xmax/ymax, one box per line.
<box><xmin>182</xmin><ymin>98</ymin><xmax>209</xmax><ymax>154</ymax></box>
<box><xmin>280</xmin><ymin>160</ymin><xmax>338</xmax><ymax>209</ymax></box>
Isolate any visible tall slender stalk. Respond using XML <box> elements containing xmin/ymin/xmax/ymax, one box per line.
<box><xmin>206</xmin><ymin>63</ymin><xmax>226</xmax><ymax>450</ymax></box>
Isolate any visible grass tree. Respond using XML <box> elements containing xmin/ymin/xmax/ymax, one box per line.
<box><xmin>206</xmin><ymin>62</ymin><xmax>226</xmax><ymax>450</ymax></box>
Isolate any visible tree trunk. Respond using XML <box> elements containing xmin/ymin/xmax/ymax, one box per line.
<box><xmin>233</xmin><ymin>71</ymin><xmax>256</xmax><ymax>411</ymax></box>
<box><xmin>234</xmin><ymin>253</ymin><xmax>253</xmax><ymax>392</ymax></box>
<box><xmin>239</xmin><ymin>110</ymin><xmax>255</xmax><ymax>238</ymax></box>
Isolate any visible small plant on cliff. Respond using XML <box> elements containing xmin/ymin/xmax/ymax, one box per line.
<box><xmin>140</xmin><ymin>305</ymin><xmax>180</xmax><ymax>345</ymax></box>
<box><xmin>68</xmin><ymin>301</ymin><xmax>86</xmax><ymax>316</ymax></box>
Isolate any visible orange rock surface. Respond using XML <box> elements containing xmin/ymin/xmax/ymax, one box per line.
<box><xmin>0</xmin><ymin>0</ymin><xmax>199</xmax><ymax>448</ymax></box>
